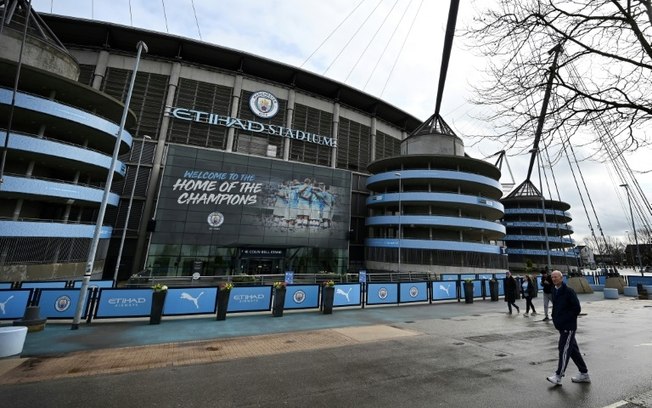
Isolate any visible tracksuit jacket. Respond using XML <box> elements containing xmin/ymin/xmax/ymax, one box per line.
<box><xmin>551</xmin><ymin>282</ymin><xmax>581</xmax><ymax>331</ymax></box>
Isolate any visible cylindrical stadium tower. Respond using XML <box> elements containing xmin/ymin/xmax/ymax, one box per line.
<box><xmin>365</xmin><ymin>114</ymin><xmax>508</xmax><ymax>276</ymax></box>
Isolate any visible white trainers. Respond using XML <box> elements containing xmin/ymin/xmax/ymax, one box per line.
<box><xmin>571</xmin><ymin>373</ymin><xmax>591</xmax><ymax>383</ymax></box>
<box><xmin>547</xmin><ymin>374</ymin><xmax>562</xmax><ymax>385</ymax></box>
<box><xmin>523</xmin><ymin>313</ymin><xmax>529</xmax><ymax>317</ymax></box>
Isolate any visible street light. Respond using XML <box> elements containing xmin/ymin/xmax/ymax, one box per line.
<box><xmin>620</xmin><ymin>183</ymin><xmax>643</xmax><ymax>275</ymax></box>
<box><xmin>71</xmin><ymin>41</ymin><xmax>148</xmax><ymax>329</ymax></box>
<box><xmin>113</xmin><ymin>134</ymin><xmax>151</xmax><ymax>285</ymax></box>
<box><xmin>395</xmin><ymin>172</ymin><xmax>402</xmax><ymax>274</ymax></box>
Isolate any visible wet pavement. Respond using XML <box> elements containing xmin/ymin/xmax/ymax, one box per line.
<box><xmin>1</xmin><ymin>292</ymin><xmax>651</xmax><ymax>407</ymax></box>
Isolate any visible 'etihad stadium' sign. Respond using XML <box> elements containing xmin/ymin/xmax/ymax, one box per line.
<box><xmin>165</xmin><ymin>106</ymin><xmax>336</xmax><ymax>148</ymax></box>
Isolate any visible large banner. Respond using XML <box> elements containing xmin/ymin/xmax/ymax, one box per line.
<box><xmin>154</xmin><ymin>145</ymin><xmax>351</xmax><ymax>248</ymax></box>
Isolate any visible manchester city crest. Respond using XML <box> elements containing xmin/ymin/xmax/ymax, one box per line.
<box><xmin>249</xmin><ymin>91</ymin><xmax>279</xmax><ymax>119</ymax></box>
<box><xmin>207</xmin><ymin>211</ymin><xmax>225</xmax><ymax>229</ymax></box>
<box><xmin>55</xmin><ymin>295</ymin><xmax>72</xmax><ymax>312</ymax></box>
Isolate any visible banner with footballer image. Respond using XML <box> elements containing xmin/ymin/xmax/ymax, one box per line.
<box><xmin>153</xmin><ymin>145</ymin><xmax>351</xmax><ymax>249</ymax></box>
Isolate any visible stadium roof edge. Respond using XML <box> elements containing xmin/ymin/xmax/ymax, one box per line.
<box><xmin>41</xmin><ymin>13</ymin><xmax>424</xmax><ymax>132</ymax></box>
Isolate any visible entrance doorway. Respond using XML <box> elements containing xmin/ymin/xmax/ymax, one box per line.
<box><xmin>242</xmin><ymin>259</ymin><xmax>281</xmax><ymax>275</ymax></box>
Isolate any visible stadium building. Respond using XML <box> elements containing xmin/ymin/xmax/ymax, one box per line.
<box><xmin>1</xmin><ymin>4</ymin><xmax>508</xmax><ymax>281</ymax></box>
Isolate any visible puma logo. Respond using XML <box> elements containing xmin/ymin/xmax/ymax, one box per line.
<box><xmin>180</xmin><ymin>292</ymin><xmax>204</xmax><ymax>309</ymax></box>
<box><xmin>439</xmin><ymin>284</ymin><xmax>451</xmax><ymax>296</ymax></box>
<box><xmin>336</xmin><ymin>287</ymin><xmax>352</xmax><ymax>302</ymax></box>
<box><xmin>0</xmin><ymin>295</ymin><xmax>14</xmax><ymax>315</ymax></box>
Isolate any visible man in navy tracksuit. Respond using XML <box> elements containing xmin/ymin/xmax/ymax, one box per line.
<box><xmin>546</xmin><ymin>270</ymin><xmax>591</xmax><ymax>385</ymax></box>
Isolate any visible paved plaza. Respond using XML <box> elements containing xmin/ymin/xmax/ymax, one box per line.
<box><xmin>1</xmin><ymin>292</ymin><xmax>651</xmax><ymax>407</ymax></box>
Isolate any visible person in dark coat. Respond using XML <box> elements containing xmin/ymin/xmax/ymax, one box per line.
<box><xmin>504</xmin><ymin>271</ymin><xmax>520</xmax><ymax>314</ymax></box>
<box><xmin>522</xmin><ymin>274</ymin><xmax>537</xmax><ymax>317</ymax></box>
<box><xmin>546</xmin><ymin>270</ymin><xmax>591</xmax><ymax>386</ymax></box>
<box><xmin>540</xmin><ymin>269</ymin><xmax>554</xmax><ymax>321</ymax></box>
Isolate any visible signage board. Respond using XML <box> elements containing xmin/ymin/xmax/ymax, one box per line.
<box><xmin>154</xmin><ymin>145</ymin><xmax>352</xmax><ymax>250</ymax></box>
<box><xmin>163</xmin><ymin>287</ymin><xmax>217</xmax><ymax>315</ymax></box>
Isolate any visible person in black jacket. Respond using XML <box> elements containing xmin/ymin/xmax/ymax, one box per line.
<box><xmin>540</xmin><ymin>269</ymin><xmax>553</xmax><ymax>321</ymax></box>
<box><xmin>521</xmin><ymin>274</ymin><xmax>537</xmax><ymax>317</ymax></box>
<box><xmin>546</xmin><ymin>270</ymin><xmax>591</xmax><ymax>386</ymax></box>
<box><xmin>504</xmin><ymin>271</ymin><xmax>520</xmax><ymax>314</ymax></box>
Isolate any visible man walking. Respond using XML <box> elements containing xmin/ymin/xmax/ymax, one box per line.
<box><xmin>540</xmin><ymin>269</ymin><xmax>553</xmax><ymax>321</ymax></box>
<box><xmin>546</xmin><ymin>270</ymin><xmax>591</xmax><ymax>385</ymax></box>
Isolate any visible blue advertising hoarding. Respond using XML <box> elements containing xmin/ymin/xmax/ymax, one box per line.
<box><xmin>38</xmin><ymin>289</ymin><xmax>91</xmax><ymax>319</ymax></box>
<box><xmin>163</xmin><ymin>287</ymin><xmax>218</xmax><ymax>315</ymax></box>
<box><xmin>73</xmin><ymin>280</ymin><xmax>114</xmax><ymax>289</ymax></box>
<box><xmin>95</xmin><ymin>288</ymin><xmax>153</xmax><ymax>318</ymax></box>
<box><xmin>367</xmin><ymin>283</ymin><xmax>398</xmax><ymax>305</ymax></box>
<box><xmin>432</xmin><ymin>281</ymin><xmax>456</xmax><ymax>301</ymax></box>
<box><xmin>399</xmin><ymin>281</ymin><xmax>428</xmax><ymax>303</ymax></box>
<box><xmin>227</xmin><ymin>286</ymin><xmax>272</xmax><ymax>312</ymax></box>
<box><xmin>284</xmin><ymin>285</ymin><xmax>319</xmax><ymax>309</ymax></box>
<box><xmin>0</xmin><ymin>289</ymin><xmax>32</xmax><ymax>320</ymax></box>
<box><xmin>332</xmin><ymin>283</ymin><xmax>361</xmax><ymax>307</ymax></box>
<box><xmin>0</xmin><ymin>282</ymin><xmax>12</xmax><ymax>289</ymax></box>
<box><xmin>20</xmin><ymin>281</ymin><xmax>67</xmax><ymax>289</ymax></box>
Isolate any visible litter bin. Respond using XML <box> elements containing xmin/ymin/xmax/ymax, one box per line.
<box><xmin>489</xmin><ymin>280</ymin><xmax>499</xmax><ymax>301</ymax></box>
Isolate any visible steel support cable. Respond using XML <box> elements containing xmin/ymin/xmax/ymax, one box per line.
<box><xmin>190</xmin><ymin>0</ymin><xmax>202</xmax><ymax>40</ymax></box>
<box><xmin>565</xmin><ymin>62</ymin><xmax>652</xmax><ymax>233</ymax></box>
<box><xmin>362</xmin><ymin>0</ymin><xmax>413</xmax><ymax>91</ymax></box>
<box><xmin>541</xmin><ymin>141</ymin><xmax>573</xmax><ymax>270</ymax></box>
<box><xmin>563</xmin><ymin>131</ymin><xmax>612</xmax><ymax>259</ymax></box>
<box><xmin>345</xmin><ymin>0</ymin><xmax>400</xmax><ymax>83</ymax></box>
<box><xmin>300</xmin><ymin>0</ymin><xmax>366</xmax><ymax>69</ymax></box>
<box><xmin>128</xmin><ymin>0</ymin><xmax>133</xmax><ymax>26</ymax></box>
<box><xmin>560</xmin><ymin>59</ymin><xmax>638</xmax><ymax>262</ymax></box>
<box><xmin>380</xmin><ymin>0</ymin><xmax>423</xmax><ymax>98</ymax></box>
<box><xmin>323</xmin><ymin>0</ymin><xmax>383</xmax><ymax>76</ymax></box>
<box><xmin>560</xmin><ymin>133</ymin><xmax>603</xmax><ymax>262</ymax></box>
<box><xmin>161</xmin><ymin>0</ymin><xmax>169</xmax><ymax>33</ymax></box>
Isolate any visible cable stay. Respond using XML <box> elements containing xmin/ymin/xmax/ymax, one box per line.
<box><xmin>485</xmin><ymin>150</ymin><xmax>515</xmax><ymax>194</ymax></box>
<box><xmin>563</xmin><ymin>62</ymin><xmax>652</xmax><ymax>243</ymax></box>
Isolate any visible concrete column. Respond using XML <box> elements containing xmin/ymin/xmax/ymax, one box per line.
<box><xmin>283</xmin><ymin>89</ymin><xmax>295</xmax><ymax>161</ymax></box>
<box><xmin>132</xmin><ymin>61</ymin><xmax>181</xmax><ymax>275</ymax></box>
<box><xmin>331</xmin><ymin>102</ymin><xmax>340</xmax><ymax>168</ymax></box>
<box><xmin>91</xmin><ymin>50</ymin><xmax>110</xmax><ymax>90</ymax></box>
<box><xmin>226</xmin><ymin>75</ymin><xmax>243</xmax><ymax>152</ymax></box>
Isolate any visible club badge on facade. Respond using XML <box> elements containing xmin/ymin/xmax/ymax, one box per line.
<box><xmin>249</xmin><ymin>91</ymin><xmax>279</xmax><ymax>119</ymax></box>
<box><xmin>207</xmin><ymin>211</ymin><xmax>225</xmax><ymax>229</ymax></box>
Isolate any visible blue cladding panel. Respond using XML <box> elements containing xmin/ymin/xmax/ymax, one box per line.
<box><xmin>1</xmin><ymin>176</ymin><xmax>119</xmax><ymax>205</ymax></box>
<box><xmin>1</xmin><ymin>221</ymin><xmax>112</xmax><ymax>238</ymax></box>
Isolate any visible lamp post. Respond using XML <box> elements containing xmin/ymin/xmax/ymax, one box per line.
<box><xmin>395</xmin><ymin>172</ymin><xmax>402</xmax><ymax>274</ymax></box>
<box><xmin>71</xmin><ymin>41</ymin><xmax>148</xmax><ymax>329</ymax></box>
<box><xmin>113</xmin><ymin>135</ymin><xmax>151</xmax><ymax>285</ymax></box>
<box><xmin>620</xmin><ymin>183</ymin><xmax>643</xmax><ymax>275</ymax></box>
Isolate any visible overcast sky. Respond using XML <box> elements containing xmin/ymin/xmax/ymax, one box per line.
<box><xmin>31</xmin><ymin>0</ymin><xmax>651</xmax><ymax>247</ymax></box>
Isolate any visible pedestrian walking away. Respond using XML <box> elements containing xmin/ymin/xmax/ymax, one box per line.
<box><xmin>504</xmin><ymin>271</ymin><xmax>520</xmax><ymax>315</ymax></box>
<box><xmin>521</xmin><ymin>274</ymin><xmax>537</xmax><ymax>317</ymax></box>
<box><xmin>540</xmin><ymin>269</ymin><xmax>553</xmax><ymax>321</ymax></box>
<box><xmin>546</xmin><ymin>270</ymin><xmax>591</xmax><ymax>386</ymax></box>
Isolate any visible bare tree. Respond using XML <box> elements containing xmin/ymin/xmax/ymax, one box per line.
<box><xmin>463</xmin><ymin>0</ymin><xmax>652</xmax><ymax>163</ymax></box>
